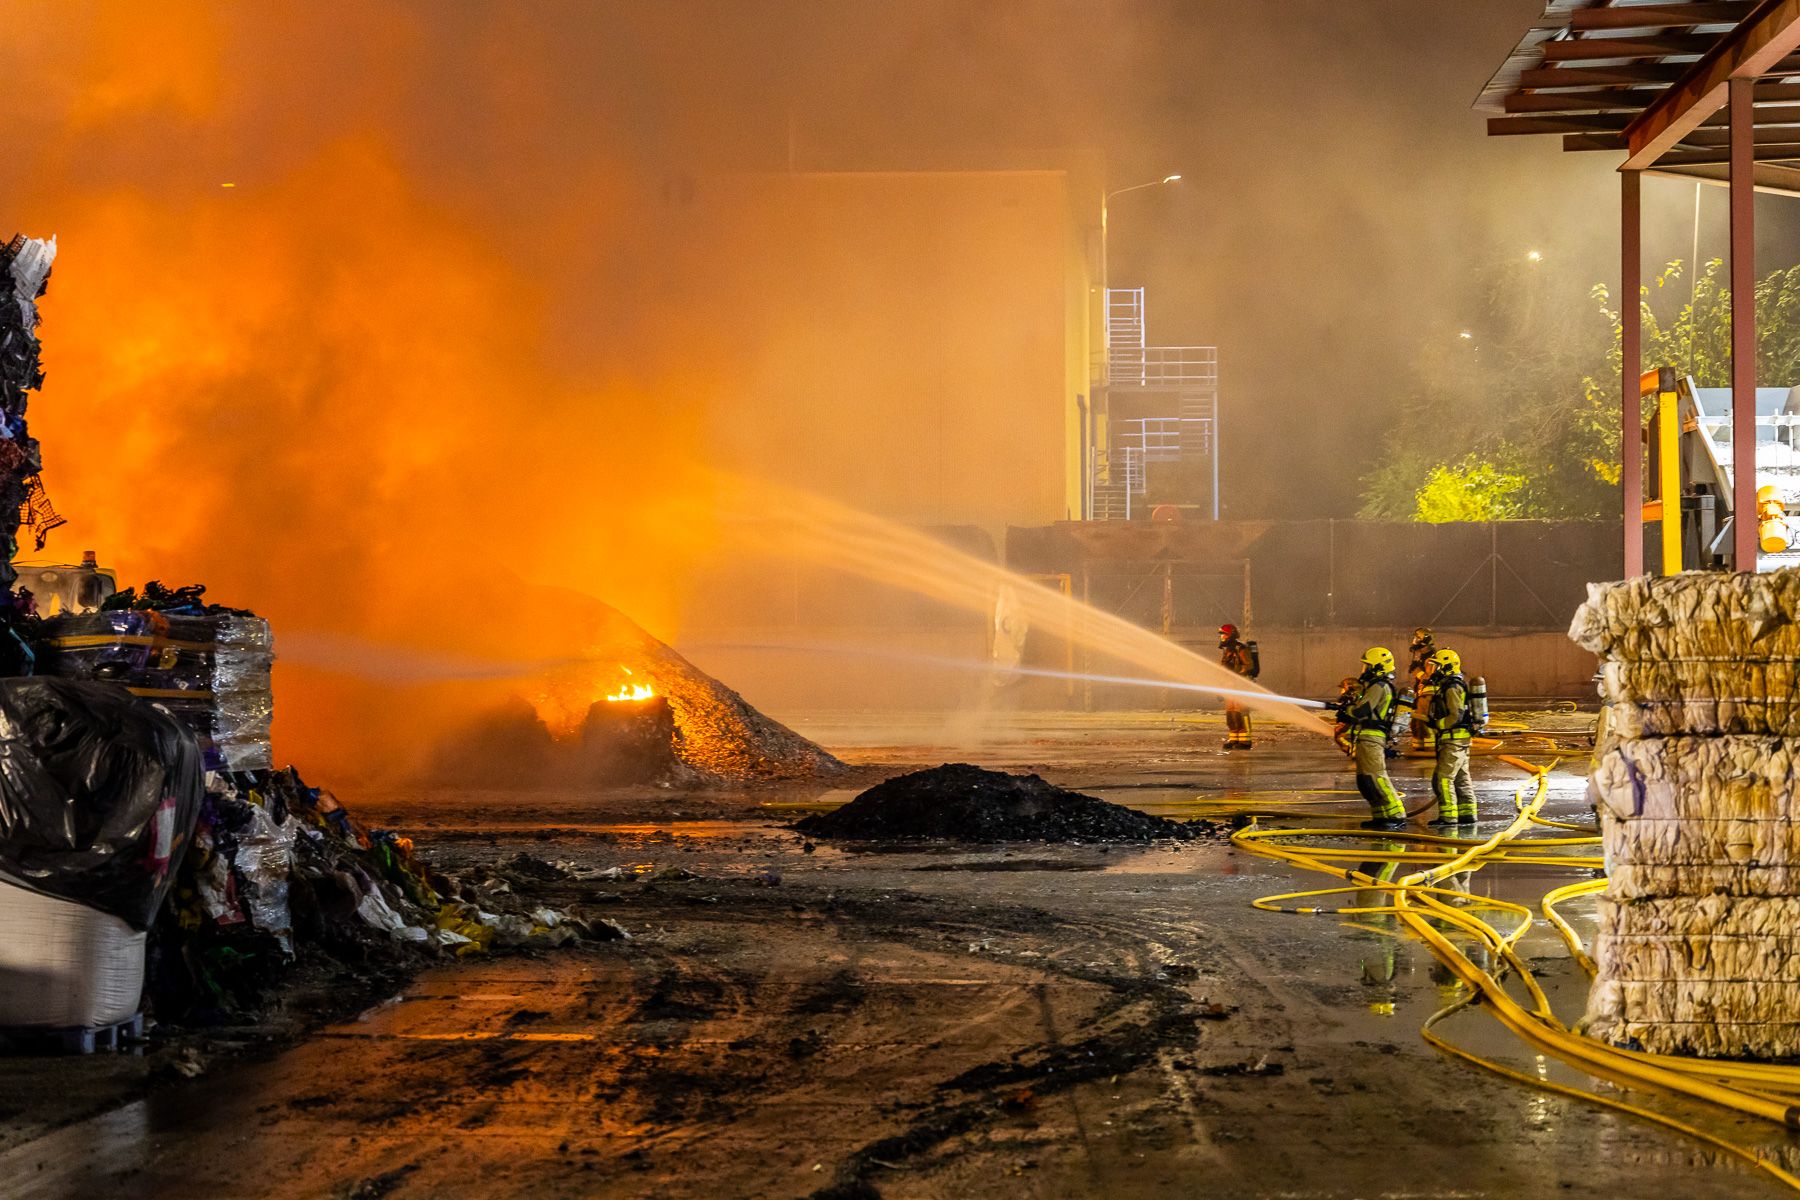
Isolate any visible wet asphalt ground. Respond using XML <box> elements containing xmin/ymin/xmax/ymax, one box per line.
<box><xmin>0</xmin><ymin>709</ymin><xmax>1793</xmax><ymax>1199</ymax></box>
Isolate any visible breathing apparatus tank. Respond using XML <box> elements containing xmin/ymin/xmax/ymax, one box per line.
<box><xmin>1390</xmin><ymin>686</ymin><xmax>1415</xmax><ymax>742</ymax></box>
<box><xmin>1467</xmin><ymin>676</ymin><xmax>1489</xmax><ymax>735</ymax></box>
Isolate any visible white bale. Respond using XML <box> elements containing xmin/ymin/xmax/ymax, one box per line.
<box><xmin>0</xmin><ymin>879</ymin><xmax>144</xmax><ymax>1029</ymax></box>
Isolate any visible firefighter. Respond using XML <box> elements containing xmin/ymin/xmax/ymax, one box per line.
<box><xmin>1425</xmin><ymin>648</ymin><xmax>1479</xmax><ymax>827</ymax></box>
<box><xmin>1340</xmin><ymin>647</ymin><xmax>1406</xmax><ymax>829</ymax></box>
<box><xmin>1218</xmin><ymin>623</ymin><xmax>1259</xmax><ymax>749</ymax></box>
<box><xmin>1407</xmin><ymin>627</ymin><xmax>1437</xmax><ymax>753</ymax></box>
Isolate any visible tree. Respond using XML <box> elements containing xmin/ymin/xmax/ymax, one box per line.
<box><xmin>1362</xmin><ymin>257</ymin><xmax>1800</xmax><ymax>522</ymax></box>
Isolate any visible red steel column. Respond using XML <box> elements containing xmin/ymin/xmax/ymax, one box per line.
<box><xmin>1622</xmin><ymin>168</ymin><xmax>1644</xmax><ymax>578</ymax></box>
<box><xmin>1730</xmin><ymin>76</ymin><xmax>1758</xmax><ymax>572</ymax></box>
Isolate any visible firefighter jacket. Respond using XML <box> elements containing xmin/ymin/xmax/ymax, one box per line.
<box><xmin>1427</xmin><ymin>673</ymin><xmax>1473</xmax><ymax>741</ymax></box>
<box><xmin>1221</xmin><ymin>637</ymin><xmax>1259</xmax><ymax>679</ymax></box>
<box><xmin>1342</xmin><ymin>673</ymin><xmax>1395</xmax><ymax>738</ymax></box>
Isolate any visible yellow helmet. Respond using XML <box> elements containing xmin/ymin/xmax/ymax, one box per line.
<box><xmin>1430</xmin><ymin>648</ymin><xmax>1462</xmax><ymax>674</ymax></box>
<box><xmin>1362</xmin><ymin>646</ymin><xmax>1396</xmax><ymax>673</ymax></box>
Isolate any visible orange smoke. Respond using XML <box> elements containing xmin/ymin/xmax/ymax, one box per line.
<box><xmin>0</xmin><ymin>6</ymin><xmax>745</xmax><ymax>777</ymax></box>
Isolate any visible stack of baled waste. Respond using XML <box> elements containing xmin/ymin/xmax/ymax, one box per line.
<box><xmin>1571</xmin><ymin>569</ymin><xmax>1800</xmax><ymax>1058</ymax></box>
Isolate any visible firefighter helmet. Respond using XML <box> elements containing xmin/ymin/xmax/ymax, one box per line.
<box><xmin>1409</xmin><ymin>626</ymin><xmax>1434</xmax><ymax>651</ymax></box>
<box><xmin>1430</xmin><ymin>648</ymin><xmax>1462</xmax><ymax>674</ymax></box>
<box><xmin>1219</xmin><ymin>623</ymin><xmax>1238</xmax><ymax>639</ymax></box>
<box><xmin>1362</xmin><ymin>646</ymin><xmax>1396</xmax><ymax>673</ymax></box>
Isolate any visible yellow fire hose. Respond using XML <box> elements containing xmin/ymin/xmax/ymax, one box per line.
<box><xmin>1230</xmin><ymin>743</ymin><xmax>1800</xmax><ymax>1192</ymax></box>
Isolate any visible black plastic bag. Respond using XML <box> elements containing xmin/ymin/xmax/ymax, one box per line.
<box><xmin>0</xmin><ymin>678</ymin><xmax>202</xmax><ymax>928</ymax></box>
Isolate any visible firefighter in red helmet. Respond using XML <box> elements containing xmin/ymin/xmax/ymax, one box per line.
<box><xmin>1219</xmin><ymin>623</ymin><xmax>1260</xmax><ymax>749</ymax></box>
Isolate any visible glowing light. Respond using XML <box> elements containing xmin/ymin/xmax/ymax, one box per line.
<box><xmin>1162</xmin><ymin>174</ymin><xmax>1182</xmax><ymax>183</ymax></box>
<box><xmin>220</xmin><ymin>182</ymin><xmax>235</xmax><ymax>188</ymax></box>
<box><xmin>605</xmin><ymin>682</ymin><xmax>655</xmax><ymax>702</ymax></box>
<box><xmin>1458</xmin><ymin>329</ymin><xmax>1474</xmax><ymax>340</ymax></box>
<box><xmin>1526</xmin><ymin>249</ymin><xmax>1542</xmax><ymax>263</ymax></box>
<box><xmin>604</xmin><ymin>666</ymin><xmax>655</xmax><ymax>703</ymax></box>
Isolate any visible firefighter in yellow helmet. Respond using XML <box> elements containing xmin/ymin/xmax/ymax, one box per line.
<box><xmin>1218</xmin><ymin>623</ymin><xmax>1259</xmax><ymax>749</ymax></box>
<box><xmin>1425</xmin><ymin>648</ymin><xmax>1478</xmax><ymax>826</ymax></box>
<box><xmin>1339</xmin><ymin>647</ymin><xmax>1406</xmax><ymax>829</ymax></box>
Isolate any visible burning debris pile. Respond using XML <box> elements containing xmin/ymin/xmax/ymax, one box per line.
<box><xmin>433</xmin><ymin>592</ymin><xmax>843</xmax><ymax>788</ymax></box>
<box><xmin>797</xmin><ymin>763</ymin><xmax>1215</xmax><ymax>843</ymax></box>
<box><xmin>1573</xmin><ymin>570</ymin><xmax>1800</xmax><ymax>1057</ymax></box>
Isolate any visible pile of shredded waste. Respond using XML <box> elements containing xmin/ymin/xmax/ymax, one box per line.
<box><xmin>150</xmin><ymin>767</ymin><xmax>625</xmax><ymax>1023</ymax></box>
<box><xmin>796</xmin><ymin>763</ymin><xmax>1216</xmax><ymax>843</ymax></box>
<box><xmin>430</xmin><ymin>585</ymin><xmax>846</xmax><ymax>788</ymax></box>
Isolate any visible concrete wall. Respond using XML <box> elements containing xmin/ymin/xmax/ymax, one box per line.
<box><xmin>1231</xmin><ymin>626</ymin><xmax>1597</xmax><ymax>702</ymax></box>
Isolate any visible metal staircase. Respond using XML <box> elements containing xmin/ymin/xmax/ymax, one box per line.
<box><xmin>1091</xmin><ymin>289</ymin><xmax>1220</xmax><ymax>521</ymax></box>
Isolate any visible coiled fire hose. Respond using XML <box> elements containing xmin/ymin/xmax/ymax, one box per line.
<box><xmin>1230</xmin><ymin>741</ymin><xmax>1800</xmax><ymax>1193</ymax></box>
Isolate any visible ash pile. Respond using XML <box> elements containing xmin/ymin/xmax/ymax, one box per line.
<box><xmin>796</xmin><ymin>763</ymin><xmax>1216</xmax><ymax>843</ymax></box>
<box><xmin>1573</xmin><ymin>569</ymin><xmax>1800</xmax><ymax>1057</ymax></box>
<box><xmin>431</xmin><ymin>595</ymin><xmax>844</xmax><ymax>788</ymax></box>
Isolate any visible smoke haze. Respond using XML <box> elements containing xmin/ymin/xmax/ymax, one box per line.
<box><xmin>1</xmin><ymin>0</ymin><xmax>1785</xmax><ymax>771</ymax></box>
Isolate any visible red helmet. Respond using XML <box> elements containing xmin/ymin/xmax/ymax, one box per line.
<box><xmin>1219</xmin><ymin>623</ymin><xmax>1238</xmax><ymax>639</ymax></box>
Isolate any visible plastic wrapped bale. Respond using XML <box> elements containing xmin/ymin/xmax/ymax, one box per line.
<box><xmin>1594</xmin><ymin>658</ymin><xmax>1800</xmax><ymax>739</ymax></box>
<box><xmin>1593</xmin><ymin>736</ymin><xmax>1800</xmax><ymax>898</ymax></box>
<box><xmin>1573</xmin><ymin>568</ymin><xmax>1800</xmax><ymax>1058</ymax></box>
<box><xmin>36</xmin><ymin>610</ymin><xmax>274</xmax><ymax>772</ymax></box>
<box><xmin>1569</xmin><ymin>569</ymin><xmax>1800</xmax><ymax>665</ymax></box>
<box><xmin>1588</xmin><ymin>895</ymin><xmax>1800</xmax><ymax>1057</ymax></box>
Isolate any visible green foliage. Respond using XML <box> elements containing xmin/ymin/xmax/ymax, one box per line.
<box><xmin>1411</xmin><ymin>458</ymin><xmax>1529</xmax><ymax>523</ymax></box>
<box><xmin>1362</xmin><ymin>256</ymin><xmax>1800</xmax><ymax>522</ymax></box>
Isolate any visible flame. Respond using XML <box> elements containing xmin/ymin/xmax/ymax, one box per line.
<box><xmin>606</xmin><ymin>682</ymin><xmax>656</xmax><ymax>703</ymax></box>
<box><xmin>604</xmin><ymin>667</ymin><xmax>655</xmax><ymax>703</ymax></box>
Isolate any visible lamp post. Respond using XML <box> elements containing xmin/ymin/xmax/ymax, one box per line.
<box><xmin>1092</xmin><ymin>174</ymin><xmax>1180</xmax><ymax>519</ymax></box>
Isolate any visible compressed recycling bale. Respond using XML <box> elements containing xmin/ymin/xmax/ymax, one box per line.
<box><xmin>1596</xmin><ymin>658</ymin><xmax>1800</xmax><ymax>738</ymax></box>
<box><xmin>1592</xmin><ymin>932</ymin><xmax>1800</xmax><ymax>982</ymax></box>
<box><xmin>1592</xmin><ymin>737</ymin><xmax>1800</xmax><ymax>895</ymax></box>
<box><xmin>1586</xmin><ymin>997</ymin><xmax>1800</xmax><ymax>1058</ymax></box>
<box><xmin>1606</xmin><ymin>863</ymin><xmax>1800</xmax><ymax>898</ymax></box>
<box><xmin>1588</xmin><ymin>979</ymin><xmax>1800</xmax><ymax>1024</ymax></box>
<box><xmin>1570</xmin><ymin>569</ymin><xmax>1800</xmax><ymax>664</ymax></box>
<box><xmin>1592</xmin><ymin>896</ymin><xmax>1800</xmax><ymax>979</ymax></box>
<box><xmin>1586</xmin><ymin>894</ymin><xmax>1800</xmax><ymax>1057</ymax></box>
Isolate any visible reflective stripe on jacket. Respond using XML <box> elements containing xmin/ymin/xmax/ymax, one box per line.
<box><xmin>1428</xmin><ymin>675</ymin><xmax>1473</xmax><ymax>739</ymax></box>
<box><xmin>1345</xmin><ymin>676</ymin><xmax>1394</xmax><ymax>736</ymax></box>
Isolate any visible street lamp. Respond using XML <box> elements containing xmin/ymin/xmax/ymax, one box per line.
<box><xmin>1090</xmin><ymin>174</ymin><xmax>1181</xmax><ymax>520</ymax></box>
<box><xmin>1102</xmin><ymin>174</ymin><xmax>1183</xmax><ymax>320</ymax></box>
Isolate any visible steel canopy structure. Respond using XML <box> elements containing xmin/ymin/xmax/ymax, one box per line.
<box><xmin>1479</xmin><ymin>0</ymin><xmax>1800</xmax><ymax>575</ymax></box>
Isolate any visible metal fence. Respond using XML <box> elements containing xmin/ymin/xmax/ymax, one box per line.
<box><xmin>1007</xmin><ymin>519</ymin><xmax>1621</xmax><ymax>632</ymax></box>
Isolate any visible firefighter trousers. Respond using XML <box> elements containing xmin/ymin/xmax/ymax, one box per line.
<box><xmin>1352</xmin><ymin>733</ymin><xmax>1404</xmax><ymax>820</ymax></box>
<box><xmin>1432</xmin><ymin>735</ymin><xmax>1476</xmax><ymax>822</ymax></box>
<box><xmin>1225</xmin><ymin>702</ymin><xmax>1253</xmax><ymax>747</ymax></box>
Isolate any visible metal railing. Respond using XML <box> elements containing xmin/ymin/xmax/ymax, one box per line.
<box><xmin>1107</xmin><ymin>345</ymin><xmax>1219</xmax><ymax>388</ymax></box>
